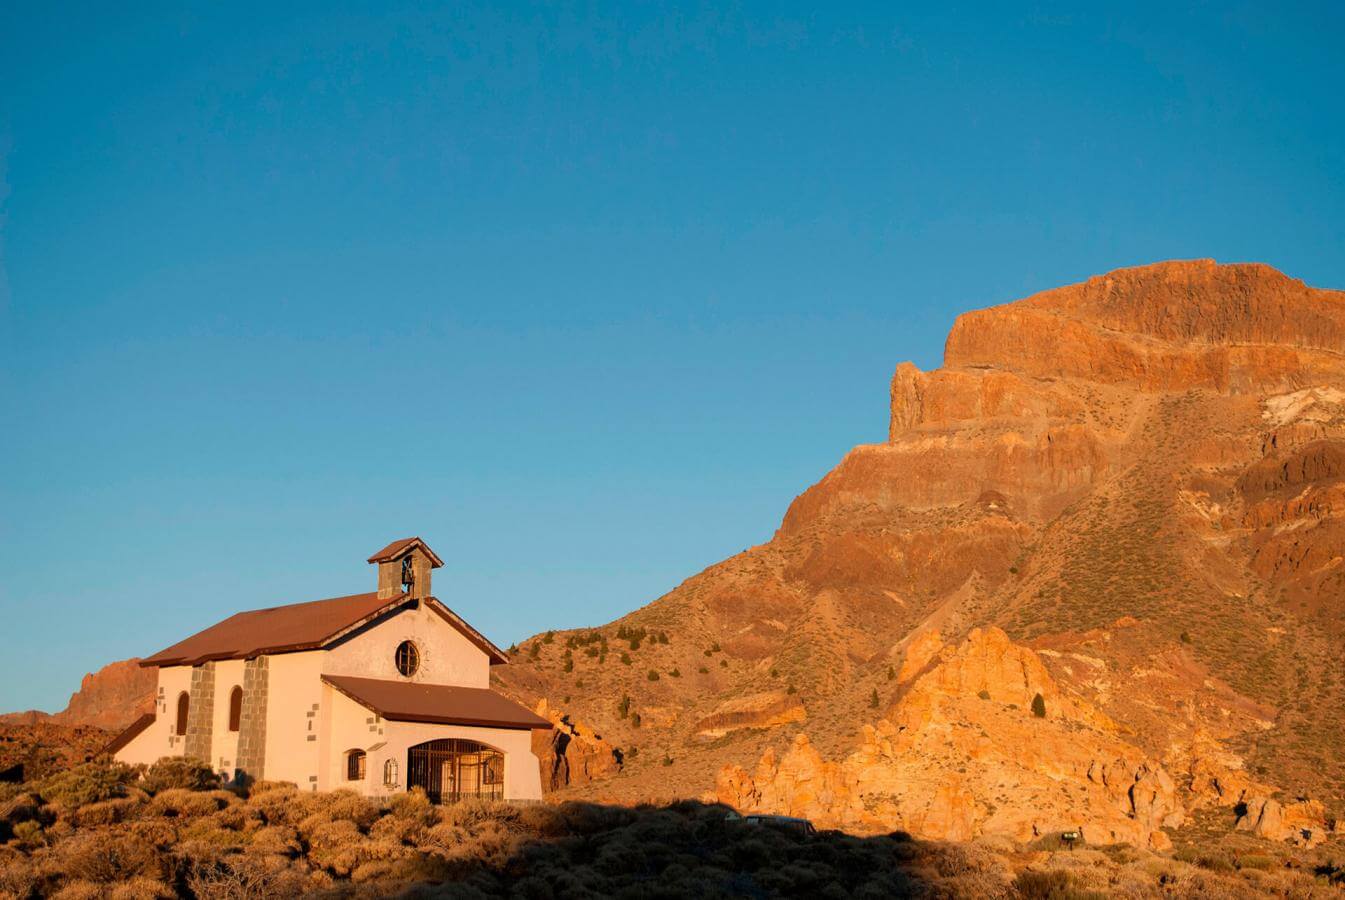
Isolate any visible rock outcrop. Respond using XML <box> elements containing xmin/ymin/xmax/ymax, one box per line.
<box><xmin>530</xmin><ymin>700</ymin><xmax>623</xmax><ymax>792</ymax></box>
<box><xmin>718</xmin><ymin>628</ymin><xmax>1185</xmax><ymax>849</ymax></box>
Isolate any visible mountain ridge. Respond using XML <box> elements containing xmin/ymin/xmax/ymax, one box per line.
<box><xmin>493</xmin><ymin>259</ymin><xmax>1345</xmax><ymax>847</ymax></box>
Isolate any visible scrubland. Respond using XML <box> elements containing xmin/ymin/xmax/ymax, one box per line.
<box><xmin>0</xmin><ymin>758</ymin><xmax>1342</xmax><ymax>898</ymax></box>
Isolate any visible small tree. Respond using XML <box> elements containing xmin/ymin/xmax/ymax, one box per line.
<box><xmin>617</xmin><ymin>694</ymin><xmax>630</xmax><ymax>718</ymax></box>
<box><xmin>886</xmin><ymin>665</ymin><xmax>895</xmax><ymax>682</ymax></box>
<box><xmin>1031</xmin><ymin>693</ymin><xmax>1047</xmax><ymax>718</ymax></box>
<box><xmin>631</xmin><ymin>712</ymin><xmax>642</xmax><ymax>728</ymax></box>
<box><xmin>529</xmin><ymin>642</ymin><xmax>541</xmax><ymax>659</ymax></box>
<box><xmin>543</xmin><ymin>630</ymin><xmax>555</xmax><ymax>644</ymax></box>
<box><xmin>869</xmin><ymin>689</ymin><xmax>880</xmax><ymax>709</ymax></box>
<box><xmin>563</xmin><ymin>650</ymin><xmax>574</xmax><ymax>673</ymax></box>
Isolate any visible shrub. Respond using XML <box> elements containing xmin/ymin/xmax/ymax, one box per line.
<box><xmin>74</xmin><ymin>797</ymin><xmax>142</xmax><ymax>827</ymax></box>
<box><xmin>647</xmin><ymin>670</ymin><xmax>660</xmax><ymax>682</ymax></box>
<box><xmin>108</xmin><ymin>877</ymin><xmax>175</xmax><ymax>899</ymax></box>
<box><xmin>978</xmin><ymin>690</ymin><xmax>992</xmax><ymax>700</ymax></box>
<box><xmin>35</xmin><ymin>762</ymin><xmax>138</xmax><ymax>807</ymax></box>
<box><xmin>869</xmin><ymin>689</ymin><xmax>880</xmax><ymax>709</ymax></box>
<box><xmin>1031</xmin><ymin>694</ymin><xmax>1047</xmax><ymax>718</ymax></box>
<box><xmin>617</xmin><ymin>695</ymin><xmax>631</xmax><ymax>718</ymax></box>
<box><xmin>621</xmin><ymin>652</ymin><xmax>632</xmax><ymax>665</ymax></box>
<box><xmin>146</xmin><ymin>788</ymin><xmax>227</xmax><ymax>818</ymax></box>
<box><xmin>1012</xmin><ymin>869</ymin><xmax>1071</xmax><ymax>898</ymax></box>
<box><xmin>563</xmin><ymin>653</ymin><xmax>573</xmax><ymax>673</ymax></box>
<box><xmin>787</xmin><ymin>684</ymin><xmax>796</xmax><ymax>695</ymax></box>
<box><xmin>141</xmin><ymin>756</ymin><xmax>218</xmax><ymax>794</ymax></box>
<box><xmin>389</xmin><ymin>787</ymin><xmax>435</xmax><ymax>824</ymax></box>
<box><xmin>700</xmin><ymin>667</ymin><xmax>710</xmax><ymax>675</ymax></box>
<box><xmin>669</xmin><ymin>668</ymin><xmax>681</xmax><ymax>678</ymax></box>
<box><xmin>11</xmin><ymin>819</ymin><xmax>44</xmax><ymax>847</ymax></box>
<box><xmin>50</xmin><ymin>829</ymin><xmax>166</xmax><ymax>883</ymax></box>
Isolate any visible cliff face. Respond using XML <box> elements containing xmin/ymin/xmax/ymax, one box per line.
<box><xmin>494</xmin><ymin>259</ymin><xmax>1345</xmax><ymax>846</ymax></box>
<box><xmin>0</xmin><ymin>659</ymin><xmax>154</xmax><ymax>732</ymax></box>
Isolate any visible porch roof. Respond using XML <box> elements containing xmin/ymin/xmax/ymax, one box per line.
<box><xmin>322</xmin><ymin>674</ymin><xmax>551</xmax><ymax>731</ymax></box>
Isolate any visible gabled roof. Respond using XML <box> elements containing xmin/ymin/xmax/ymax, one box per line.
<box><xmin>322</xmin><ymin>674</ymin><xmax>551</xmax><ymax>730</ymax></box>
<box><xmin>101</xmin><ymin>713</ymin><xmax>155</xmax><ymax>756</ymax></box>
<box><xmin>368</xmin><ymin>537</ymin><xmax>444</xmax><ymax>567</ymax></box>
<box><xmin>139</xmin><ymin>593</ymin><xmax>507</xmax><ymax>668</ymax></box>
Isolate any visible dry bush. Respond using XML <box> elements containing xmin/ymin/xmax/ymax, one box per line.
<box><xmin>50</xmin><ymin>880</ymin><xmax>102</xmax><ymax>900</ymax></box>
<box><xmin>370</xmin><ymin>811</ymin><xmax>425</xmax><ymax>845</ymax></box>
<box><xmin>316</xmin><ymin>789</ymin><xmax>380</xmax><ymax>828</ymax></box>
<box><xmin>12</xmin><ymin>817</ymin><xmax>45</xmax><ymax>844</ymax></box>
<box><xmin>73</xmin><ymin>796</ymin><xmax>143</xmax><ymax>827</ymax></box>
<box><xmin>388</xmin><ymin>787</ymin><xmax>436</xmax><ymax>825</ymax></box>
<box><xmin>33</xmin><ymin>762</ymin><xmax>137</xmax><ymax>808</ymax></box>
<box><xmin>185</xmin><ymin>852</ymin><xmax>313</xmax><ymax>900</ymax></box>
<box><xmin>0</xmin><ymin>845</ymin><xmax>40</xmax><ymax>898</ymax></box>
<box><xmin>211</xmin><ymin>800</ymin><xmax>262</xmax><ymax>833</ymax></box>
<box><xmin>108</xmin><ymin>876</ymin><xmax>176</xmax><ymax>899</ymax></box>
<box><xmin>147</xmin><ymin>787</ymin><xmax>229</xmax><ymax>818</ymax></box>
<box><xmin>140</xmin><ymin>756</ymin><xmax>219</xmax><ymax>794</ymax></box>
<box><xmin>177</xmin><ymin>816</ymin><xmax>250</xmax><ymax>851</ymax></box>
<box><xmin>249</xmin><ymin>824</ymin><xmax>302</xmax><ymax>856</ymax></box>
<box><xmin>245</xmin><ymin>783</ymin><xmax>303</xmax><ymax>826</ymax></box>
<box><xmin>44</xmin><ymin>828</ymin><xmax>166</xmax><ymax>884</ymax></box>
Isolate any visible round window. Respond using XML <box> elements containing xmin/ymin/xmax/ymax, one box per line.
<box><xmin>395</xmin><ymin>640</ymin><xmax>420</xmax><ymax>677</ymax></box>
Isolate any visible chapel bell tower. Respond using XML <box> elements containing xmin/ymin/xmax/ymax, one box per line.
<box><xmin>367</xmin><ymin>537</ymin><xmax>444</xmax><ymax>602</ymax></box>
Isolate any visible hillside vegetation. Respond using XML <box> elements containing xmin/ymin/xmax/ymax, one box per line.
<box><xmin>2</xmin><ymin>758</ymin><xmax>1344</xmax><ymax>898</ymax></box>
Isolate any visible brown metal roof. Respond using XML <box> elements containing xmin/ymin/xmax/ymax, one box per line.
<box><xmin>101</xmin><ymin>713</ymin><xmax>155</xmax><ymax>756</ymax></box>
<box><xmin>140</xmin><ymin>591</ymin><xmax>403</xmax><ymax>667</ymax></box>
<box><xmin>368</xmin><ymin>537</ymin><xmax>445</xmax><ymax>567</ymax></box>
<box><xmin>140</xmin><ymin>591</ymin><xmax>509</xmax><ymax>668</ymax></box>
<box><xmin>322</xmin><ymin>674</ymin><xmax>551</xmax><ymax>730</ymax></box>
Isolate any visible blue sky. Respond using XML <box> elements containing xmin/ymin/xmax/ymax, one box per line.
<box><xmin>1</xmin><ymin>2</ymin><xmax>1342</xmax><ymax>713</ymax></box>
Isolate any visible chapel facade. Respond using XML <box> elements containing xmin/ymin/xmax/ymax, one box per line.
<box><xmin>108</xmin><ymin>538</ymin><xmax>547</xmax><ymax>802</ymax></box>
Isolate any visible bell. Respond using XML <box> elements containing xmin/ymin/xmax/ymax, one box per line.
<box><xmin>400</xmin><ymin>556</ymin><xmax>415</xmax><ymax>590</ymax></box>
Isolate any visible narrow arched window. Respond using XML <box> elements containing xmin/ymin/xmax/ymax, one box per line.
<box><xmin>228</xmin><ymin>686</ymin><xmax>243</xmax><ymax>732</ymax></box>
<box><xmin>175</xmin><ymin>692</ymin><xmax>190</xmax><ymax>736</ymax></box>
<box><xmin>383</xmin><ymin>758</ymin><xmax>398</xmax><ymax>787</ymax></box>
<box><xmin>395</xmin><ymin>640</ymin><xmax>419</xmax><ymax>677</ymax></box>
<box><xmin>347</xmin><ymin>749</ymin><xmax>366</xmax><ymax>781</ymax></box>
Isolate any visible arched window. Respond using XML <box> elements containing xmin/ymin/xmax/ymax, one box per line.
<box><xmin>347</xmin><ymin>749</ymin><xmax>366</xmax><ymax>781</ymax></box>
<box><xmin>175</xmin><ymin>692</ymin><xmax>190</xmax><ymax>736</ymax></box>
<box><xmin>228</xmin><ymin>686</ymin><xmax>243</xmax><ymax>732</ymax></box>
<box><xmin>395</xmin><ymin>640</ymin><xmax>420</xmax><ymax>677</ymax></box>
<box><xmin>383</xmin><ymin>758</ymin><xmax>398</xmax><ymax>787</ymax></box>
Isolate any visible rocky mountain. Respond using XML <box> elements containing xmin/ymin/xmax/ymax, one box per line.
<box><xmin>0</xmin><ymin>659</ymin><xmax>154</xmax><ymax>732</ymax></box>
<box><xmin>494</xmin><ymin>259</ymin><xmax>1345</xmax><ymax>848</ymax></box>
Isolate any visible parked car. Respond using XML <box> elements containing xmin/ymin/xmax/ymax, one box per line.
<box><xmin>743</xmin><ymin>814</ymin><xmax>817</xmax><ymax>837</ymax></box>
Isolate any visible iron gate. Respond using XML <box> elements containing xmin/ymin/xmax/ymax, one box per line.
<box><xmin>406</xmin><ymin>738</ymin><xmax>504</xmax><ymax>803</ymax></box>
